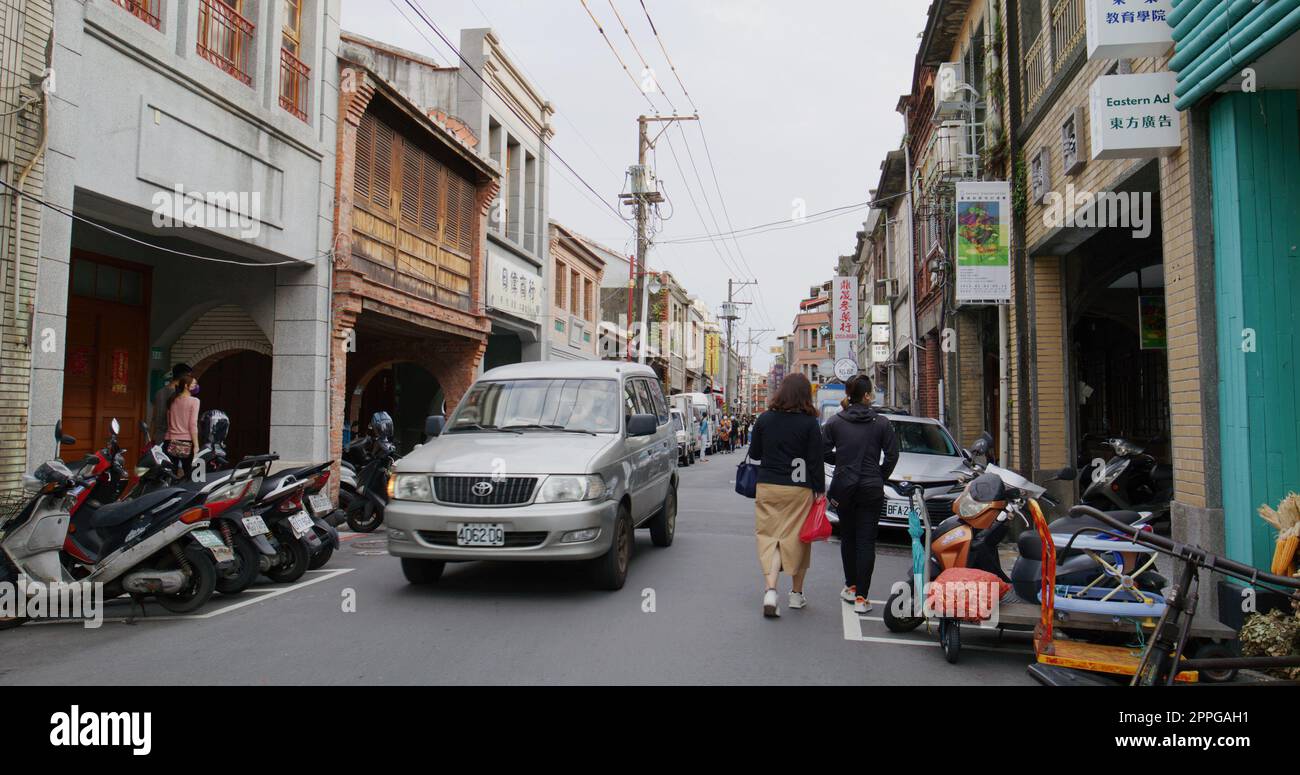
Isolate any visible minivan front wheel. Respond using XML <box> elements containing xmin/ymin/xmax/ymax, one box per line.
<box><xmin>591</xmin><ymin>506</ymin><xmax>631</xmax><ymax>590</ymax></box>
<box><xmin>649</xmin><ymin>487</ymin><xmax>676</xmax><ymax>548</ymax></box>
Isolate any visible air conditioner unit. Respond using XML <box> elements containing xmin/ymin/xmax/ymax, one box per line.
<box><xmin>934</xmin><ymin>62</ymin><xmax>966</xmax><ymax>120</ymax></box>
<box><xmin>935</xmin><ymin>121</ymin><xmax>965</xmax><ymax>179</ymax></box>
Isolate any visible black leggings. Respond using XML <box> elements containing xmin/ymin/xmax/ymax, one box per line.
<box><xmin>838</xmin><ymin>489</ymin><xmax>884</xmax><ymax>597</ymax></box>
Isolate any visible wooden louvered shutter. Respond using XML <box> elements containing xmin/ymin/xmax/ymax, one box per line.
<box><xmin>442</xmin><ymin>169</ymin><xmax>461</xmax><ymax>248</ymax></box>
<box><xmin>454</xmin><ymin>176</ymin><xmax>474</xmax><ymax>254</ymax></box>
<box><xmin>372</xmin><ymin>119</ymin><xmax>394</xmax><ymax>211</ymax></box>
<box><xmin>420</xmin><ymin>155</ymin><xmax>442</xmax><ymax>236</ymax></box>
<box><xmin>354</xmin><ymin>112</ymin><xmax>374</xmax><ymax>204</ymax></box>
<box><xmin>399</xmin><ymin>139</ymin><xmax>420</xmax><ymax>227</ymax></box>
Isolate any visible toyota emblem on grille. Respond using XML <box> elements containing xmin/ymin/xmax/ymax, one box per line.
<box><xmin>471</xmin><ymin>481</ymin><xmax>494</xmax><ymax>497</ymax></box>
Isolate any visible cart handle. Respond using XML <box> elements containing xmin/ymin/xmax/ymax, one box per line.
<box><xmin>1067</xmin><ymin>505</ymin><xmax>1300</xmax><ymax>593</ymax></box>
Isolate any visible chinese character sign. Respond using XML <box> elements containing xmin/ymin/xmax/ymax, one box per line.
<box><xmin>1085</xmin><ymin>0</ymin><xmax>1173</xmax><ymax>60</ymax></box>
<box><xmin>1089</xmin><ymin>72</ymin><xmax>1181</xmax><ymax>159</ymax></box>
<box><xmin>954</xmin><ymin>181</ymin><xmax>1012</xmax><ymax>304</ymax></box>
<box><xmin>837</xmin><ymin>274</ymin><xmax>857</xmax><ymax>343</ymax></box>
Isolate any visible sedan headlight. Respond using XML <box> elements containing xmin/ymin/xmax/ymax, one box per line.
<box><xmin>391</xmin><ymin>474</ymin><xmax>434</xmax><ymax>502</ymax></box>
<box><xmin>536</xmin><ymin>475</ymin><xmax>608</xmax><ymax>503</ymax></box>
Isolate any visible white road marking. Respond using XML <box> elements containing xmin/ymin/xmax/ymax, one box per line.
<box><xmin>24</xmin><ymin>568</ymin><xmax>355</xmax><ymax>626</ymax></box>
<box><xmin>841</xmin><ymin>600</ymin><xmax>1031</xmax><ymax>655</ymax></box>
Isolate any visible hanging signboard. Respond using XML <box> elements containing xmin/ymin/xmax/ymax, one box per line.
<box><xmin>1085</xmin><ymin>0</ymin><xmax>1173</xmax><ymax>60</ymax></box>
<box><xmin>954</xmin><ymin>181</ymin><xmax>1012</xmax><ymax>304</ymax></box>
<box><xmin>871</xmin><ymin>344</ymin><xmax>890</xmax><ymax>364</ymax></box>
<box><xmin>832</xmin><ymin>276</ymin><xmax>858</xmax><ymax>342</ymax></box>
<box><xmin>1089</xmin><ymin>72</ymin><xmax>1181</xmax><ymax>159</ymax></box>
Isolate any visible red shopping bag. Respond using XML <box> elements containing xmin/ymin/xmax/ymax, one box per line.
<box><xmin>799</xmin><ymin>495</ymin><xmax>832</xmax><ymax>543</ymax></box>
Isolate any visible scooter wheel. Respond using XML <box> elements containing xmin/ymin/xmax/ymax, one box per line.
<box><xmin>346</xmin><ymin>499</ymin><xmax>383</xmax><ymax>533</ymax></box>
<box><xmin>883</xmin><ymin>584</ymin><xmax>925</xmax><ymax>633</ymax></box>
<box><xmin>266</xmin><ymin>537</ymin><xmax>310</xmax><ymax>584</ymax></box>
<box><xmin>156</xmin><ymin>544</ymin><xmax>218</xmax><ymax>614</ymax></box>
<box><xmin>215</xmin><ymin>531</ymin><xmax>260</xmax><ymax>595</ymax></box>
<box><xmin>939</xmin><ymin>618</ymin><xmax>961</xmax><ymax>664</ymax></box>
<box><xmin>307</xmin><ymin>544</ymin><xmax>334</xmax><ymax>571</ymax></box>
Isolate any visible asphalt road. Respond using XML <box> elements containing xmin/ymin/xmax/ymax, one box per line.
<box><xmin>0</xmin><ymin>453</ymin><xmax>1037</xmax><ymax>685</ymax></box>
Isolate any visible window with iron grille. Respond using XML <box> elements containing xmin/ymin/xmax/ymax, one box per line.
<box><xmin>112</xmin><ymin>0</ymin><xmax>161</xmax><ymax>29</ymax></box>
<box><xmin>197</xmin><ymin>0</ymin><xmax>255</xmax><ymax>86</ymax></box>
<box><xmin>279</xmin><ymin>0</ymin><xmax>310</xmax><ymax>122</ymax></box>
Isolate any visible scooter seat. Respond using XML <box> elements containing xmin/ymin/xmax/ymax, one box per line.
<box><xmin>90</xmin><ymin>487</ymin><xmax>191</xmax><ymax>529</ymax></box>
<box><xmin>1017</xmin><ymin>510</ymin><xmax>1146</xmax><ymax>561</ymax></box>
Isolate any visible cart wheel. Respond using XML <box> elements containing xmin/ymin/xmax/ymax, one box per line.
<box><xmin>1191</xmin><ymin>641</ymin><xmax>1238</xmax><ymax>684</ymax></box>
<box><xmin>940</xmin><ymin>618</ymin><xmax>961</xmax><ymax>664</ymax></box>
<box><xmin>883</xmin><ymin>583</ymin><xmax>924</xmax><ymax>633</ymax></box>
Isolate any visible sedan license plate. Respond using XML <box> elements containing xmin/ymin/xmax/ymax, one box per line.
<box><xmin>307</xmin><ymin>492</ymin><xmax>332</xmax><ymax>515</ymax></box>
<box><xmin>885</xmin><ymin>499</ymin><xmax>914</xmax><ymax>519</ymax></box>
<box><xmin>456</xmin><ymin>523</ymin><xmax>505</xmax><ymax>547</ymax></box>
<box><xmin>288</xmin><ymin>511</ymin><xmax>314</xmax><ymax>539</ymax></box>
<box><xmin>241</xmin><ymin>515</ymin><xmax>270</xmax><ymax>536</ymax></box>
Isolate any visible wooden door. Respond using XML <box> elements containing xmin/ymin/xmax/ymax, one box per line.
<box><xmin>61</xmin><ymin>254</ymin><xmax>151</xmax><ymax>462</ymax></box>
<box><xmin>196</xmin><ymin>350</ymin><xmax>272</xmax><ymax>463</ymax></box>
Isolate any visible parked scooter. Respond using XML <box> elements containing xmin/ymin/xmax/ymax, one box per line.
<box><xmin>344</xmin><ymin>412</ymin><xmax>399</xmax><ymax>533</ymax></box>
<box><xmin>1081</xmin><ymin>437</ymin><xmax>1173</xmax><ymax>533</ymax></box>
<box><xmin>882</xmin><ymin>463</ymin><xmax>1166</xmax><ymax>633</ymax></box>
<box><xmin>3</xmin><ymin>423</ymin><xmax>270</xmax><ymax>623</ymax></box>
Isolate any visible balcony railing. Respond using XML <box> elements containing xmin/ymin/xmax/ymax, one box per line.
<box><xmin>112</xmin><ymin>0</ymin><xmax>161</xmax><ymax>29</ymax></box>
<box><xmin>1021</xmin><ymin>0</ymin><xmax>1086</xmax><ymax>117</ymax></box>
<box><xmin>197</xmin><ymin>0</ymin><xmax>255</xmax><ymax>86</ymax></box>
<box><xmin>279</xmin><ymin>47</ymin><xmax>311</xmax><ymax>122</ymax></box>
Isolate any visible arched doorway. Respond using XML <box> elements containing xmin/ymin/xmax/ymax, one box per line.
<box><xmin>196</xmin><ymin>351</ymin><xmax>272</xmax><ymax>463</ymax></box>
<box><xmin>352</xmin><ymin>362</ymin><xmax>443</xmax><ymax>455</ymax></box>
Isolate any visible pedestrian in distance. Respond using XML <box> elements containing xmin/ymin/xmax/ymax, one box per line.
<box><xmin>821</xmin><ymin>375</ymin><xmax>899</xmax><ymax>615</ymax></box>
<box><xmin>163</xmin><ymin>373</ymin><xmax>202</xmax><ymax>476</ymax></box>
<box><xmin>747</xmin><ymin>373</ymin><xmax>825</xmax><ymax>618</ymax></box>
<box><xmin>699</xmin><ymin>414</ymin><xmax>710</xmax><ymax>462</ymax></box>
<box><xmin>151</xmin><ymin>362</ymin><xmax>192</xmax><ymax>440</ymax></box>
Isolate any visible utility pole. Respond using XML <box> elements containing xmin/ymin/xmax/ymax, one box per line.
<box><xmin>743</xmin><ymin>327</ymin><xmax>774</xmax><ymax>414</ymax></box>
<box><xmin>621</xmin><ymin>114</ymin><xmax>698</xmax><ymax>365</ymax></box>
<box><xmin>721</xmin><ymin>278</ymin><xmax>756</xmax><ymax>414</ymax></box>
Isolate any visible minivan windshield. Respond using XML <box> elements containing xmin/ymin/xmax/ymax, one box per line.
<box><xmin>447</xmin><ymin>379</ymin><xmax>621</xmax><ymax>434</ymax></box>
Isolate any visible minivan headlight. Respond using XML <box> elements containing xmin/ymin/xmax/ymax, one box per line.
<box><xmin>536</xmin><ymin>475</ymin><xmax>607</xmax><ymax>503</ymax></box>
<box><xmin>391</xmin><ymin>474</ymin><xmax>433</xmax><ymax>502</ymax></box>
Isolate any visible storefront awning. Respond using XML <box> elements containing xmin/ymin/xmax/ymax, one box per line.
<box><xmin>1168</xmin><ymin>0</ymin><xmax>1300</xmax><ymax>109</ymax></box>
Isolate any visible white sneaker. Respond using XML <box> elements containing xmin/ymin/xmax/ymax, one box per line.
<box><xmin>854</xmin><ymin>597</ymin><xmax>873</xmax><ymax>615</ymax></box>
<box><xmin>763</xmin><ymin>588</ymin><xmax>780</xmax><ymax>618</ymax></box>
<box><xmin>840</xmin><ymin>586</ymin><xmax>857</xmax><ymax>603</ymax></box>
<box><xmin>788</xmin><ymin>591</ymin><xmax>807</xmax><ymax>609</ymax></box>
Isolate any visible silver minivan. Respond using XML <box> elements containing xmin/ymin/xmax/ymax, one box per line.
<box><xmin>385</xmin><ymin>360</ymin><xmax>678</xmax><ymax>590</ymax></box>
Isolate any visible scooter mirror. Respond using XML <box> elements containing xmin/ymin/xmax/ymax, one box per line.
<box><xmin>111</xmin><ymin>418</ymin><xmax>120</xmax><ymax>435</ymax></box>
<box><xmin>54</xmin><ymin>420</ymin><xmax>76</xmax><ymax>446</ymax></box>
<box><xmin>1054</xmin><ymin>466</ymin><xmax>1077</xmax><ymax>482</ymax></box>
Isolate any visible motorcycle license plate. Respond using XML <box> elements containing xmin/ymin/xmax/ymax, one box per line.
<box><xmin>456</xmin><ymin>523</ymin><xmax>505</xmax><ymax>547</ymax></box>
<box><xmin>307</xmin><ymin>493</ymin><xmax>332</xmax><ymax>515</ymax></box>
<box><xmin>241</xmin><ymin>515</ymin><xmax>270</xmax><ymax>536</ymax></box>
<box><xmin>289</xmin><ymin>511</ymin><xmax>314</xmax><ymax>539</ymax></box>
<box><xmin>193</xmin><ymin>529</ymin><xmax>234</xmax><ymax>564</ymax></box>
<box><xmin>885</xmin><ymin>499</ymin><xmax>914</xmax><ymax>519</ymax></box>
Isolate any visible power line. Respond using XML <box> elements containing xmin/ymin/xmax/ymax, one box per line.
<box><xmin>637</xmin><ymin>0</ymin><xmax>699</xmax><ymax>114</ymax></box>
<box><xmin>659</xmin><ymin>198</ymin><xmax>880</xmax><ymax>244</ymax></box>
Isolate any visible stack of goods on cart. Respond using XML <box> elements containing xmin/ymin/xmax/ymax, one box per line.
<box><xmin>1238</xmin><ymin>494</ymin><xmax>1300</xmax><ymax>680</ymax></box>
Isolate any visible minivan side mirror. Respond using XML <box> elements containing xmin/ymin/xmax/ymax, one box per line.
<box><xmin>424</xmin><ymin>415</ymin><xmax>446</xmax><ymax>439</ymax></box>
<box><xmin>627</xmin><ymin>414</ymin><xmax>657</xmax><ymax>437</ymax></box>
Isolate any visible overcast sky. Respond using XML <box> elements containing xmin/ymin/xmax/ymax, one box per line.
<box><xmin>340</xmin><ymin>0</ymin><xmax>930</xmax><ymax>370</ymax></box>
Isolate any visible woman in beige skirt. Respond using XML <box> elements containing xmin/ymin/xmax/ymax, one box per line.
<box><xmin>745</xmin><ymin>373</ymin><xmax>825</xmax><ymax>617</ymax></box>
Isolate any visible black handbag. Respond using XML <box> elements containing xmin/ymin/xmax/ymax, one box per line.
<box><xmin>735</xmin><ymin>457</ymin><xmax>759</xmax><ymax>499</ymax></box>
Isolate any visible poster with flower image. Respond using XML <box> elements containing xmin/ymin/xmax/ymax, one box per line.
<box><xmin>955</xmin><ymin>181</ymin><xmax>1011</xmax><ymax>304</ymax></box>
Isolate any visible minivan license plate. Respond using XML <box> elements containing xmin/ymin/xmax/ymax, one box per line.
<box><xmin>456</xmin><ymin>523</ymin><xmax>505</xmax><ymax>547</ymax></box>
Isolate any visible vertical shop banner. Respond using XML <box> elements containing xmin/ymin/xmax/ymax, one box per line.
<box><xmin>705</xmin><ymin>333</ymin><xmax>720</xmax><ymax>376</ymax></box>
<box><xmin>955</xmin><ymin>181</ymin><xmax>1012</xmax><ymax>304</ymax></box>
<box><xmin>111</xmin><ymin>350</ymin><xmax>130</xmax><ymax>394</ymax></box>
<box><xmin>832</xmin><ymin>276</ymin><xmax>858</xmax><ymax>361</ymax></box>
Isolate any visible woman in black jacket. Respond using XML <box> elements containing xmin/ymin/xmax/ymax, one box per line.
<box><xmin>747</xmin><ymin>373</ymin><xmax>825</xmax><ymax>618</ymax></box>
<box><xmin>822</xmin><ymin>375</ymin><xmax>899</xmax><ymax>615</ymax></box>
